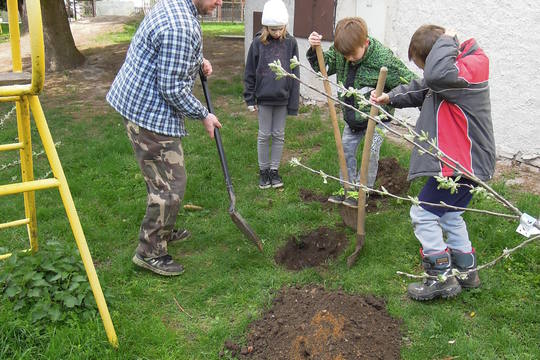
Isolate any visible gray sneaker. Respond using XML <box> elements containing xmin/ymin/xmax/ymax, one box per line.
<box><xmin>328</xmin><ymin>194</ymin><xmax>345</xmax><ymax>204</ymax></box>
<box><xmin>132</xmin><ymin>253</ymin><xmax>184</xmax><ymax>276</ymax></box>
<box><xmin>259</xmin><ymin>169</ymin><xmax>271</xmax><ymax>189</ymax></box>
<box><xmin>269</xmin><ymin>169</ymin><xmax>283</xmax><ymax>188</ymax></box>
<box><xmin>342</xmin><ymin>197</ymin><xmax>358</xmax><ymax>208</ymax></box>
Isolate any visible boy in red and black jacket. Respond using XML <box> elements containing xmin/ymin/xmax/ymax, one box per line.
<box><xmin>372</xmin><ymin>25</ymin><xmax>496</xmax><ymax>301</ymax></box>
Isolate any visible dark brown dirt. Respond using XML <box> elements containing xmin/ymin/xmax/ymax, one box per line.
<box><xmin>373</xmin><ymin>157</ymin><xmax>410</xmax><ymax>197</ymax></box>
<box><xmin>299</xmin><ymin>188</ymin><xmax>334</xmax><ymax>211</ymax></box>
<box><xmin>363</xmin><ymin>157</ymin><xmax>410</xmax><ymax>212</ymax></box>
<box><xmin>274</xmin><ymin>227</ymin><xmax>348</xmax><ymax>270</ymax></box>
<box><xmin>222</xmin><ymin>286</ymin><xmax>402</xmax><ymax>360</ymax></box>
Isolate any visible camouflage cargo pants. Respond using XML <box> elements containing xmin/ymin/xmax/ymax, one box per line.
<box><xmin>124</xmin><ymin>120</ymin><xmax>187</xmax><ymax>258</ymax></box>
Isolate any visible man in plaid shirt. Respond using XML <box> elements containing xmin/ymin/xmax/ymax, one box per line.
<box><xmin>107</xmin><ymin>0</ymin><xmax>222</xmax><ymax>276</ymax></box>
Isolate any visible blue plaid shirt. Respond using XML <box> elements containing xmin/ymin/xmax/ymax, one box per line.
<box><xmin>106</xmin><ymin>0</ymin><xmax>208</xmax><ymax>137</ymax></box>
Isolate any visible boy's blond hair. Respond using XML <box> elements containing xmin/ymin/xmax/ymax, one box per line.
<box><xmin>260</xmin><ymin>25</ymin><xmax>287</xmax><ymax>45</ymax></box>
<box><xmin>334</xmin><ymin>17</ymin><xmax>368</xmax><ymax>56</ymax></box>
<box><xmin>408</xmin><ymin>24</ymin><xmax>445</xmax><ymax>63</ymax></box>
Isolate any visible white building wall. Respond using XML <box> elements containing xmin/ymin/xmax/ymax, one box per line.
<box><xmin>96</xmin><ymin>0</ymin><xmax>137</xmax><ymax>16</ymax></box>
<box><xmin>246</xmin><ymin>0</ymin><xmax>540</xmax><ymax>162</ymax></box>
<box><xmin>384</xmin><ymin>0</ymin><xmax>540</xmax><ymax>162</ymax></box>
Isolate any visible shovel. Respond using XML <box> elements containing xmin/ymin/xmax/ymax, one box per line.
<box><xmin>199</xmin><ymin>69</ymin><xmax>263</xmax><ymax>252</ymax></box>
<box><xmin>347</xmin><ymin>67</ymin><xmax>387</xmax><ymax>268</ymax></box>
<box><xmin>314</xmin><ymin>45</ymin><xmax>352</xmax><ymax>192</ymax></box>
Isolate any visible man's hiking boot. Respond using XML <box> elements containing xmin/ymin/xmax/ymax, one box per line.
<box><xmin>167</xmin><ymin>229</ymin><xmax>191</xmax><ymax>244</ymax></box>
<box><xmin>259</xmin><ymin>169</ymin><xmax>271</xmax><ymax>189</ymax></box>
<box><xmin>450</xmin><ymin>248</ymin><xmax>481</xmax><ymax>289</ymax></box>
<box><xmin>269</xmin><ymin>169</ymin><xmax>283</xmax><ymax>188</ymax></box>
<box><xmin>132</xmin><ymin>253</ymin><xmax>184</xmax><ymax>276</ymax></box>
<box><xmin>407</xmin><ymin>249</ymin><xmax>462</xmax><ymax>301</ymax></box>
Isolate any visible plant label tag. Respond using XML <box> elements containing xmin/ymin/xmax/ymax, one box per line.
<box><xmin>516</xmin><ymin>213</ymin><xmax>540</xmax><ymax>238</ymax></box>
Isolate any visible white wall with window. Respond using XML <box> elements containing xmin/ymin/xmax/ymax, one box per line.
<box><xmin>244</xmin><ymin>0</ymin><xmax>540</xmax><ymax>163</ymax></box>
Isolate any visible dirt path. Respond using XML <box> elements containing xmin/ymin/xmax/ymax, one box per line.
<box><xmin>0</xmin><ymin>16</ymin><xmax>129</xmax><ymax>73</ymax></box>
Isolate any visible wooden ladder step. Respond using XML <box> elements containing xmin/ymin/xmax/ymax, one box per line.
<box><xmin>0</xmin><ymin>71</ymin><xmax>32</xmax><ymax>86</ymax></box>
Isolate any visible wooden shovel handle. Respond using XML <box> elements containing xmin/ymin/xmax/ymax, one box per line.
<box><xmin>314</xmin><ymin>45</ymin><xmax>351</xmax><ymax>189</ymax></box>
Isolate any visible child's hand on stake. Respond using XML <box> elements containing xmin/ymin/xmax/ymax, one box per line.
<box><xmin>370</xmin><ymin>90</ymin><xmax>389</xmax><ymax>105</ymax></box>
<box><xmin>308</xmin><ymin>32</ymin><xmax>322</xmax><ymax>47</ymax></box>
<box><xmin>247</xmin><ymin>105</ymin><xmax>258</xmax><ymax>112</ymax></box>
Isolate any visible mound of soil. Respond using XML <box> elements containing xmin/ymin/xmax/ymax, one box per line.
<box><xmin>299</xmin><ymin>157</ymin><xmax>409</xmax><ymax>217</ymax></box>
<box><xmin>339</xmin><ymin>158</ymin><xmax>409</xmax><ymax>229</ymax></box>
<box><xmin>374</xmin><ymin>157</ymin><xmax>409</xmax><ymax>196</ymax></box>
<box><xmin>364</xmin><ymin>157</ymin><xmax>410</xmax><ymax>212</ymax></box>
<box><xmin>223</xmin><ymin>286</ymin><xmax>402</xmax><ymax>359</ymax></box>
<box><xmin>274</xmin><ymin>227</ymin><xmax>348</xmax><ymax>270</ymax></box>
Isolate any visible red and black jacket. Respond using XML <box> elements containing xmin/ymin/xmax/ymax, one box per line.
<box><xmin>388</xmin><ymin>35</ymin><xmax>496</xmax><ymax>181</ymax></box>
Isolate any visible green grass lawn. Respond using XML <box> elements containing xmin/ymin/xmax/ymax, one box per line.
<box><xmin>0</xmin><ymin>24</ymin><xmax>538</xmax><ymax>359</ymax></box>
<box><xmin>201</xmin><ymin>22</ymin><xmax>245</xmax><ymax>36</ymax></box>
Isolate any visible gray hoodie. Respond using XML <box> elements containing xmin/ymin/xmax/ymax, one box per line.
<box><xmin>388</xmin><ymin>35</ymin><xmax>496</xmax><ymax>181</ymax></box>
<box><xmin>244</xmin><ymin>32</ymin><xmax>300</xmax><ymax>115</ymax></box>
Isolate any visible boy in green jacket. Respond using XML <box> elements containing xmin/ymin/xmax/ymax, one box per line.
<box><xmin>307</xmin><ymin>17</ymin><xmax>416</xmax><ymax>207</ymax></box>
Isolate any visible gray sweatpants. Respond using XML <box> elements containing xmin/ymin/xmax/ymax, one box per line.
<box><xmin>410</xmin><ymin>205</ymin><xmax>472</xmax><ymax>254</ymax></box>
<box><xmin>257</xmin><ymin>105</ymin><xmax>287</xmax><ymax>170</ymax></box>
<box><xmin>340</xmin><ymin>123</ymin><xmax>384</xmax><ymax>188</ymax></box>
<box><xmin>124</xmin><ymin>120</ymin><xmax>187</xmax><ymax>259</ymax></box>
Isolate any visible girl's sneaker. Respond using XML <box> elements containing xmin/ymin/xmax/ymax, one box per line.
<box><xmin>259</xmin><ymin>169</ymin><xmax>271</xmax><ymax>189</ymax></box>
<box><xmin>269</xmin><ymin>169</ymin><xmax>283</xmax><ymax>188</ymax></box>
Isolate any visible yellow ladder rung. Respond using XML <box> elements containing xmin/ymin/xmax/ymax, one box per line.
<box><xmin>0</xmin><ymin>178</ymin><xmax>59</xmax><ymax>196</ymax></box>
<box><xmin>0</xmin><ymin>218</ymin><xmax>30</xmax><ymax>230</ymax></box>
<box><xmin>0</xmin><ymin>142</ymin><xmax>24</xmax><ymax>151</ymax></box>
<box><xmin>0</xmin><ymin>248</ymin><xmax>32</xmax><ymax>260</ymax></box>
<box><xmin>0</xmin><ymin>96</ymin><xmax>20</xmax><ymax>102</ymax></box>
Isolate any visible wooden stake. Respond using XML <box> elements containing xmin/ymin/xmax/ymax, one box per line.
<box><xmin>347</xmin><ymin>67</ymin><xmax>387</xmax><ymax>268</ymax></box>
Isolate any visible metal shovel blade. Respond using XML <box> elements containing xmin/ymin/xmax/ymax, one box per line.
<box><xmin>347</xmin><ymin>234</ymin><xmax>365</xmax><ymax>268</ymax></box>
<box><xmin>229</xmin><ymin>209</ymin><xmax>263</xmax><ymax>252</ymax></box>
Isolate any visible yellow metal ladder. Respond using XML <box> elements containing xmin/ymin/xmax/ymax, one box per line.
<box><xmin>0</xmin><ymin>0</ymin><xmax>118</xmax><ymax>347</ymax></box>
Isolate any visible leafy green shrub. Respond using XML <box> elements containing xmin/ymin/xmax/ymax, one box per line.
<box><xmin>0</xmin><ymin>241</ymin><xmax>99</xmax><ymax>323</ymax></box>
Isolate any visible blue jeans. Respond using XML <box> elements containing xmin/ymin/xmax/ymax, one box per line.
<box><xmin>340</xmin><ymin>123</ymin><xmax>383</xmax><ymax>188</ymax></box>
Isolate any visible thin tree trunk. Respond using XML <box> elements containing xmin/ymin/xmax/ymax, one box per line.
<box><xmin>18</xmin><ymin>0</ymin><xmax>28</xmax><ymax>34</ymax></box>
<box><xmin>41</xmin><ymin>0</ymin><xmax>85</xmax><ymax>71</ymax></box>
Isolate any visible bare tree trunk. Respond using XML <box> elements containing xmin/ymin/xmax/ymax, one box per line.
<box><xmin>18</xmin><ymin>0</ymin><xmax>28</xmax><ymax>34</ymax></box>
<box><xmin>41</xmin><ymin>0</ymin><xmax>85</xmax><ymax>71</ymax></box>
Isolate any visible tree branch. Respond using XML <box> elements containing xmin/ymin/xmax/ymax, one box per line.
<box><xmin>289</xmin><ymin>158</ymin><xmax>519</xmax><ymax>220</ymax></box>
<box><xmin>273</xmin><ymin>61</ymin><xmax>523</xmax><ymax>217</ymax></box>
